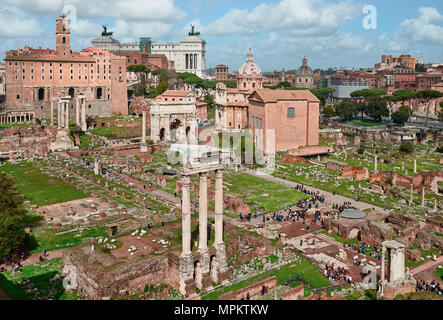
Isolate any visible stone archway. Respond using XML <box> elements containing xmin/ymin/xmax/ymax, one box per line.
<box><xmin>430</xmin><ymin>177</ymin><xmax>443</xmax><ymax>195</ymax></box>
<box><xmin>170</xmin><ymin>119</ymin><xmax>181</xmax><ymax>141</ymax></box>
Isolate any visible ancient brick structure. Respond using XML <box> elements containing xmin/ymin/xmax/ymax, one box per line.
<box><xmin>218</xmin><ymin>277</ymin><xmax>277</xmax><ymax>300</ymax></box>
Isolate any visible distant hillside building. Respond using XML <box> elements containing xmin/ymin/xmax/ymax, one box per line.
<box><xmin>150</xmin><ymin>27</ymin><xmax>207</xmax><ymax>78</ymax></box>
<box><xmin>215</xmin><ymin>64</ymin><xmax>229</xmax><ymax>81</ymax></box>
<box><xmin>294</xmin><ymin>58</ymin><xmax>315</xmax><ymax>89</ymax></box>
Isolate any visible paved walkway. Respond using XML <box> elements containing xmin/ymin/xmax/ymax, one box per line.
<box><xmin>150</xmin><ymin>189</ymin><xmax>181</xmax><ymax>205</ymax></box>
<box><xmin>0</xmin><ymin>249</ymin><xmax>65</xmax><ymax>271</ymax></box>
<box><xmin>411</xmin><ymin>256</ymin><xmax>443</xmax><ymax>275</ymax></box>
<box><xmin>243</xmin><ymin>168</ymin><xmax>384</xmax><ymax>211</ymax></box>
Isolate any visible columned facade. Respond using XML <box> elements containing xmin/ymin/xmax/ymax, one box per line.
<box><xmin>179</xmin><ymin>156</ymin><xmax>229</xmax><ymax>295</ymax></box>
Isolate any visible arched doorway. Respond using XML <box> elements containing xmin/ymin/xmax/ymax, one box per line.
<box><xmin>38</xmin><ymin>88</ymin><xmax>45</xmax><ymax>101</ymax></box>
<box><xmin>96</xmin><ymin>87</ymin><xmax>103</xmax><ymax>100</ymax></box>
<box><xmin>170</xmin><ymin>119</ymin><xmax>181</xmax><ymax>141</ymax></box>
<box><xmin>186</xmin><ymin>126</ymin><xmax>191</xmax><ymax>144</ymax></box>
<box><xmin>68</xmin><ymin>87</ymin><xmax>75</xmax><ymax>99</ymax></box>
<box><xmin>160</xmin><ymin>128</ymin><xmax>166</xmax><ymax>142</ymax></box>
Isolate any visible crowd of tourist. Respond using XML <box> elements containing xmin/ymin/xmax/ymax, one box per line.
<box><xmin>343</xmin><ymin>241</ymin><xmax>382</xmax><ymax>261</ymax></box>
<box><xmin>332</xmin><ymin>202</ymin><xmax>354</xmax><ymax>213</ymax></box>
<box><xmin>324</xmin><ymin>263</ymin><xmax>352</xmax><ymax>283</ymax></box>
<box><xmin>416</xmin><ymin>280</ymin><xmax>442</xmax><ymax>295</ymax></box>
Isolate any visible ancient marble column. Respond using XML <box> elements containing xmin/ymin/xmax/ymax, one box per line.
<box><xmin>140</xmin><ymin>111</ymin><xmax>148</xmax><ymax>152</ymax></box>
<box><xmin>213</xmin><ymin>169</ymin><xmax>228</xmax><ymax>283</ymax></box>
<box><xmin>198</xmin><ymin>172</ymin><xmax>209</xmax><ymax>253</ymax></box>
<box><xmin>374</xmin><ymin>155</ymin><xmax>378</xmax><ymax>172</ymax></box>
<box><xmin>413</xmin><ymin>160</ymin><xmax>417</xmax><ymax>174</ymax></box>
<box><xmin>421</xmin><ymin>187</ymin><xmax>425</xmax><ymax>206</ymax></box>
<box><xmin>60</xmin><ymin>102</ymin><xmax>65</xmax><ymax>128</ymax></box>
<box><xmin>81</xmin><ymin>98</ymin><xmax>87</xmax><ymax>131</ymax></box>
<box><xmin>409</xmin><ymin>184</ymin><xmax>413</xmax><ymax>205</ymax></box>
<box><xmin>197</xmin><ymin>172</ymin><xmax>211</xmax><ymax>289</ymax></box>
<box><xmin>179</xmin><ymin>175</ymin><xmax>195</xmax><ymax>296</ymax></box>
<box><xmin>64</xmin><ymin>102</ymin><xmax>69</xmax><ymax>129</ymax></box>
<box><xmin>57</xmin><ymin>102</ymin><xmax>62</xmax><ymax>129</ymax></box>
<box><xmin>381</xmin><ymin>245</ymin><xmax>386</xmax><ymax>283</ymax></box>
<box><xmin>181</xmin><ymin>176</ymin><xmax>192</xmax><ymax>256</ymax></box>
<box><xmin>76</xmin><ymin>98</ymin><xmax>80</xmax><ymax>125</ymax></box>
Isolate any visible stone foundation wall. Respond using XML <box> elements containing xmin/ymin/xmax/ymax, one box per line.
<box><xmin>383</xmin><ymin>283</ymin><xmax>416</xmax><ymax>300</ymax></box>
<box><xmin>282</xmin><ymin>285</ymin><xmax>305</xmax><ymax>300</ymax></box>
<box><xmin>218</xmin><ymin>277</ymin><xmax>277</xmax><ymax>300</ymax></box>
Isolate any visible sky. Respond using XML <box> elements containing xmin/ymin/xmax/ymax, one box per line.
<box><xmin>0</xmin><ymin>0</ymin><xmax>442</xmax><ymax>72</ymax></box>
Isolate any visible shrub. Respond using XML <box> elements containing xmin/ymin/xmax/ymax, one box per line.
<box><xmin>358</xmin><ymin>148</ymin><xmax>364</xmax><ymax>155</ymax></box>
<box><xmin>399</xmin><ymin>141</ymin><xmax>414</xmax><ymax>153</ymax></box>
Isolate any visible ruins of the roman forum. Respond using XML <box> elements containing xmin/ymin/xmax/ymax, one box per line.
<box><xmin>0</xmin><ymin>3</ymin><xmax>442</xmax><ymax>304</ymax></box>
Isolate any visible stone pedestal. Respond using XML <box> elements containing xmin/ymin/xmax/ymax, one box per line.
<box><xmin>49</xmin><ymin>129</ymin><xmax>76</xmax><ymax>152</ymax></box>
<box><xmin>179</xmin><ymin>253</ymin><xmax>196</xmax><ymax>296</ymax></box>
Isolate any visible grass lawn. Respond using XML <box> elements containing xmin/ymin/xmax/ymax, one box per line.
<box><xmin>435</xmin><ymin>268</ymin><xmax>443</xmax><ymax>281</ymax></box>
<box><xmin>347</xmin><ymin>120</ymin><xmax>385</xmax><ymax>127</ymax></box>
<box><xmin>224</xmin><ymin>172</ymin><xmax>308</xmax><ymax>211</ymax></box>
<box><xmin>0</xmin><ymin>162</ymin><xmax>90</xmax><ymax>206</ymax></box>
<box><xmin>0</xmin><ymin>258</ymin><xmax>69</xmax><ymax>300</ymax></box>
<box><xmin>201</xmin><ymin>256</ymin><xmax>330</xmax><ymax>300</ymax></box>
<box><xmin>208</xmin><ymin>105</ymin><xmax>216</xmax><ymax>120</ymax></box>
<box><xmin>91</xmin><ymin>126</ymin><xmax>144</xmax><ymax>140</ymax></box>
<box><xmin>26</xmin><ymin>226</ymin><xmax>109</xmax><ymax>254</ymax></box>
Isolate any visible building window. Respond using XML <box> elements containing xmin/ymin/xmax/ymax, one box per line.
<box><xmin>287</xmin><ymin>108</ymin><xmax>295</xmax><ymax>118</ymax></box>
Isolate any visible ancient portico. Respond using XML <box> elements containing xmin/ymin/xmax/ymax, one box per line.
<box><xmin>178</xmin><ymin>146</ymin><xmax>229</xmax><ymax>295</ymax></box>
<box><xmin>49</xmin><ymin>94</ymin><xmax>77</xmax><ymax>152</ymax></box>
<box><xmin>150</xmin><ymin>94</ymin><xmax>198</xmax><ymax>144</ymax></box>
<box><xmin>378</xmin><ymin>240</ymin><xmax>416</xmax><ymax>299</ymax></box>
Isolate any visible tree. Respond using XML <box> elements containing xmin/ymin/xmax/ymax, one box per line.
<box><xmin>127</xmin><ymin>64</ymin><xmax>151</xmax><ymax>96</ymax></box>
<box><xmin>322</xmin><ymin>105</ymin><xmax>336</xmax><ymax>118</ymax></box>
<box><xmin>384</xmin><ymin>95</ymin><xmax>401</xmax><ymax>117</ymax></box>
<box><xmin>335</xmin><ymin>100</ymin><xmax>358</xmax><ymax>121</ymax></box>
<box><xmin>311</xmin><ymin>88</ymin><xmax>335</xmax><ymax>106</ymax></box>
<box><xmin>391</xmin><ymin>106</ymin><xmax>410</xmax><ymax>126</ymax></box>
<box><xmin>0</xmin><ymin>173</ymin><xmax>28</xmax><ymax>260</ymax></box>
<box><xmin>155</xmin><ymin>80</ymin><xmax>169</xmax><ymax>96</ymax></box>
<box><xmin>350</xmin><ymin>89</ymin><xmax>386</xmax><ymax>118</ymax></box>
<box><xmin>392</xmin><ymin>89</ymin><xmax>416</xmax><ymax>108</ymax></box>
<box><xmin>399</xmin><ymin>141</ymin><xmax>414</xmax><ymax>153</ymax></box>
<box><xmin>365</xmin><ymin>96</ymin><xmax>389</xmax><ymax>121</ymax></box>
<box><xmin>203</xmin><ymin>94</ymin><xmax>214</xmax><ymax>105</ymax></box>
<box><xmin>416</xmin><ymin>90</ymin><xmax>443</xmax><ymax>127</ymax></box>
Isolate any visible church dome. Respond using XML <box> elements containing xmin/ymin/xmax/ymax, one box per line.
<box><xmin>239</xmin><ymin>48</ymin><xmax>262</xmax><ymax>76</ymax></box>
<box><xmin>296</xmin><ymin>57</ymin><xmax>313</xmax><ymax>77</ymax></box>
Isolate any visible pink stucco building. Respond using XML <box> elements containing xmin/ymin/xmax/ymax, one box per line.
<box><xmin>248</xmin><ymin>89</ymin><xmax>320</xmax><ymax>153</ymax></box>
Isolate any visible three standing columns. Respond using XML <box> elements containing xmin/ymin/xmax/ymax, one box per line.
<box><xmin>179</xmin><ymin>169</ymin><xmax>228</xmax><ymax>296</ymax></box>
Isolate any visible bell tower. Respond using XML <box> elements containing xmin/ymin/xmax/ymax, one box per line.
<box><xmin>56</xmin><ymin>11</ymin><xmax>71</xmax><ymax>56</ymax></box>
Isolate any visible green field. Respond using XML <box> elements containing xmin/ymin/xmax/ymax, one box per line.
<box><xmin>27</xmin><ymin>226</ymin><xmax>109</xmax><ymax>254</ymax></box>
<box><xmin>0</xmin><ymin>162</ymin><xmax>90</xmax><ymax>206</ymax></box>
<box><xmin>0</xmin><ymin>259</ymin><xmax>70</xmax><ymax>300</ymax></box>
<box><xmin>91</xmin><ymin>126</ymin><xmax>145</xmax><ymax>140</ymax></box>
<box><xmin>347</xmin><ymin>120</ymin><xmax>385</xmax><ymax>127</ymax></box>
<box><xmin>224</xmin><ymin>172</ymin><xmax>308</xmax><ymax>211</ymax></box>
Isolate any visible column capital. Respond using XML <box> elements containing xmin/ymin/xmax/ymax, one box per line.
<box><xmin>181</xmin><ymin>175</ymin><xmax>191</xmax><ymax>186</ymax></box>
<box><xmin>216</xmin><ymin>169</ymin><xmax>223</xmax><ymax>179</ymax></box>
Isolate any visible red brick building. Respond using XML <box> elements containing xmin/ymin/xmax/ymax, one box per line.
<box><xmin>248</xmin><ymin>89</ymin><xmax>320</xmax><ymax>153</ymax></box>
<box><xmin>2</xmin><ymin>12</ymin><xmax>128</xmax><ymax>123</ymax></box>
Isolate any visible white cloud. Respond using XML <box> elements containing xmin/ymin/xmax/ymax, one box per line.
<box><xmin>392</xmin><ymin>7</ymin><xmax>443</xmax><ymax>46</ymax></box>
<box><xmin>0</xmin><ymin>7</ymin><xmax>43</xmax><ymax>38</ymax></box>
<box><xmin>204</xmin><ymin>0</ymin><xmax>361</xmax><ymax>37</ymax></box>
<box><xmin>2</xmin><ymin>0</ymin><xmax>186</xmax><ymax>22</ymax></box>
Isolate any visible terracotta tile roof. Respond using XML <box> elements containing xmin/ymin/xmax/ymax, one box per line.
<box><xmin>250</xmin><ymin>89</ymin><xmax>320</xmax><ymax>103</ymax></box>
<box><xmin>160</xmin><ymin>90</ymin><xmax>190</xmax><ymax>97</ymax></box>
